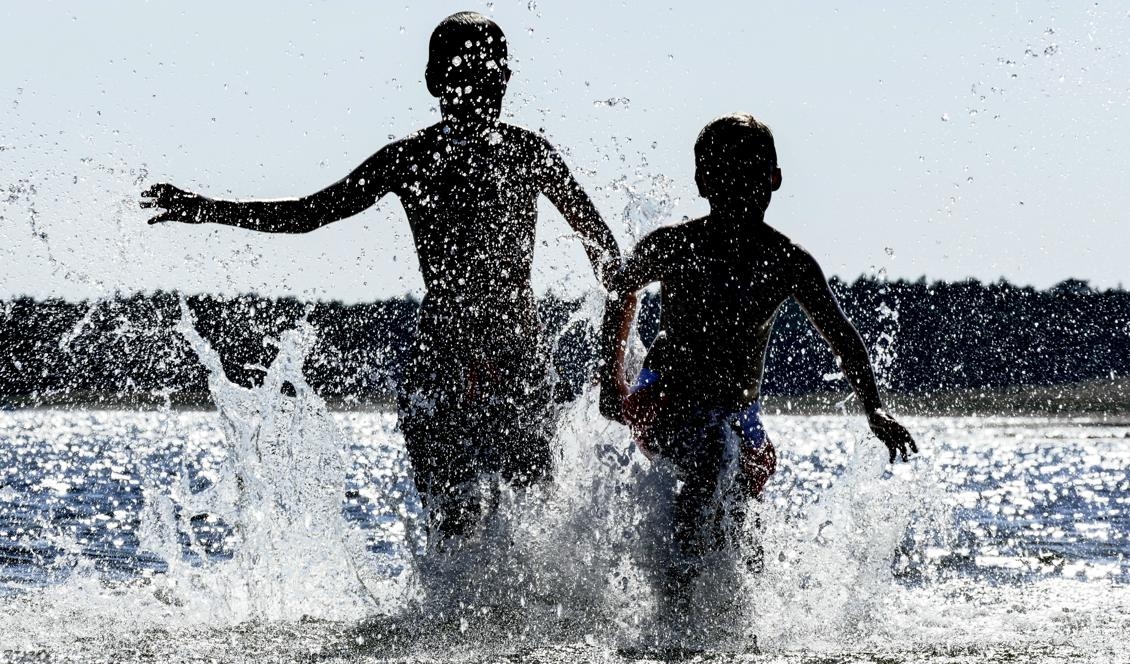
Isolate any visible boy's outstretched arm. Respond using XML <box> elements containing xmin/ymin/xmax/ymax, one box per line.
<box><xmin>793</xmin><ymin>254</ymin><xmax>918</xmax><ymax>462</ymax></box>
<box><xmin>141</xmin><ymin>147</ymin><xmax>394</xmax><ymax>233</ymax></box>
<box><xmin>538</xmin><ymin>145</ymin><xmax>621</xmax><ymax>289</ymax></box>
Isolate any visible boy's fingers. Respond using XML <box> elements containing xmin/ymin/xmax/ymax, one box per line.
<box><xmin>147</xmin><ymin>211</ymin><xmax>179</xmax><ymax>224</ymax></box>
<box><xmin>139</xmin><ymin>200</ymin><xmax>158</xmax><ymax>208</ymax></box>
<box><xmin>142</xmin><ymin>183</ymin><xmax>188</xmax><ymax>201</ymax></box>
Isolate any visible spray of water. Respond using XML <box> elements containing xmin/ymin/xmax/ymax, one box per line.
<box><xmin>134</xmin><ymin>298</ymin><xmax>403</xmax><ymax>622</ymax></box>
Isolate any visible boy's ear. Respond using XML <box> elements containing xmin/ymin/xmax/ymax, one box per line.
<box><xmin>694</xmin><ymin>167</ymin><xmax>709</xmax><ymax>199</ymax></box>
<box><xmin>771</xmin><ymin>167</ymin><xmax>782</xmax><ymax>192</ymax></box>
<box><xmin>425</xmin><ymin>61</ymin><xmax>442</xmax><ymax>98</ymax></box>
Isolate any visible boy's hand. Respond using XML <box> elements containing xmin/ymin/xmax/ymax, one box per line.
<box><xmin>141</xmin><ymin>183</ymin><xmax>209</xmax><ymax>224</ymax></box>
<box><xmin>866</xmin><ymin>409</ymin><xmax>918</xmax><ymax>463</ymax></box>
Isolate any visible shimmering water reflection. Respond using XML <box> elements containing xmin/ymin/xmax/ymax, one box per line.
<box><xmin>0</xmin><ymin>411</ymin><xmax>1128</xmax><ymax>662</ymax></box>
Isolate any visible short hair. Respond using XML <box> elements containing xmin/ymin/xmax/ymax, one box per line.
<box><xmin>428</xmin><ymin>12</ymin><xmax>508</xmax><ymax>71</ymax></box>
<box><xmin>694</xmin><ymin>113</ymin><xmax>777</xmax><ymax>171</ymax></box>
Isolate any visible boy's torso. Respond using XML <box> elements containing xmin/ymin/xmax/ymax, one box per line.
<box><xmin>644</xmin><ymin>217</ymin><xmax>803</xmax><ymax>408</ymax></box>
<box><xmin>386</xmin><ymin>122</ymin><xmax>551</xmax><ymax>355</ymax></box>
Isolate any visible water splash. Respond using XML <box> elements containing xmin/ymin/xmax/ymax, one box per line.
<box><xmin>134</xmin><ymin>299</ymin><xmax>399</xmax><ymax>621</ymax></box>
<box><xmin>610</xmin><ymin>173</ymin><xmax>679</xmax><ymax>243</ymax></box>
<box><xmin>8</xmin><ymin>302</ymin><xmax>1129</xmax><ymax>660</ymax></box>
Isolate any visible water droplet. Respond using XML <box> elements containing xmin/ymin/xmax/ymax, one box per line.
<box><xmin>593</xmin><ymin>97</ymin><xmax>631</xmax><ymax>109</ymax></box>
<box><xmin>884</xmin><ymin>246</ymin><xmax>895</xmax><ymax>258</ymax></box>
<box><xmin>940</xmin><ymin>113</ymin><xmax>950</xmax><ymax>122</ymax></box>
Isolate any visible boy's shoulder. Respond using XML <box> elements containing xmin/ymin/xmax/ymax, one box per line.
<box><xmin>760</xmin><ymin>223</ymin><xmax>808</xmax><ymax>255</ymax></box>
<box><xmin>395</xmin><ymin>122</ymin><xmax>553</xmax><ymax>153</ymax></box>
<box><xmin>497</xmin><ymin>123</ymin><xmax>561</xmax><ymax>158</ymax></box>
<box><xmin>498</xmin><ymin>121</ymin><xmax>551</xmax><ymax>142</ymax></box>
<box><xmin>636</xmin><ymin>216</ymin><xmax>704</xmax><ymax>256</ymax></box>
<box><xmin>755</xmin><ymin>224</ymin><xmax>826</xmax><ymax>285</ymax></box>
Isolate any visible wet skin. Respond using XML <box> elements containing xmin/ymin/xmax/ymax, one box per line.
<box><xmin>600</xmin><ymin>177</ymin><xmax>917</xmax><ymax>464</ymax></box>
<box><xmin>142</xmin><ymin>13</ymin><xmax>621</xmax><ymax>540</ymax></box>
<box><xmin>141</xmin><ymin>121</ymin><xmax>616</xmax><ymax>354</ymax></box>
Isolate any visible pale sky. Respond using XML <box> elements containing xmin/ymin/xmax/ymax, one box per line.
<box><xmin>2</xmin><ymin>1</ymin><xmax>1127</xmax><ymax>302</ymax></box>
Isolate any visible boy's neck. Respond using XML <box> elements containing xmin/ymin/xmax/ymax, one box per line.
<box><xmin>708</xmin><ymin>200</ymin><xmax>767</xmax><ymax>225</ymax></box>
<box><xmin>439</xmin><ymin>100</ymin><xmax>504</xmax><ymax>135</ymax></box>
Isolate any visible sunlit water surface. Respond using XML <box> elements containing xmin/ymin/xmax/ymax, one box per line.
<box><xmin>2</xmin><ymin>402</ymin><xmax>1128</xmax><ymax>663</ymax></box>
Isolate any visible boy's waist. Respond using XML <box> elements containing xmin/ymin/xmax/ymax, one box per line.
<box><xmin>627</xmin><ymin>368</ymin><xmax>769</xmax><ymax>452</ymax></box>
<box><xmin>641</xmin><ymin>363</ymin><xmax>762</xmax><ymax>411</ymax></box>
<box><xmin>418</xmin><ymin>291</ymin><xmax>538</xmax><ymax>333</ymax></box>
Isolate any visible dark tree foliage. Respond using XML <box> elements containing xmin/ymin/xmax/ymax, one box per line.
<box><xmin>1</xmin><ymin>277</ymin><xmax>1127</xmax><ymax>408</ymax></box>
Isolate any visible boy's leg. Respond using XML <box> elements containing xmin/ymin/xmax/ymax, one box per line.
<box><xmin>484</xmin><ymin>347</ymin><xmax>557</xmax><ymax>488</ymax></box>
<box><xmin>398</xmin><ymin>346</ymin><xmax>555</xmax><ymax>543</ymax></box>
<box><xmin>655</xmin><ymin>418</ymin><xmax>726</xmax><ymax>603</ymax></box>
<box><xmin>400</xmin><ymin>406</ymin><xmax>484</xmax><ymax>542</ymax></box>
<box><xmin>497</xmin><ymin>386</ymin><xmax>555</xmax><ymax>488</ymax></box>
<box><xmin>398</xmin><ymin>354</ymin><xmax>488</xmax><ymax>544</ymax></box>
<box><xmin>737</xmin><ymin>436</ymin><xmax>776</xmax><ymax>573</ymax></box>
<box><xmin>662</xmin><ymin>415</ymin><xmax>767</xmax><ymax>597</ymax></box>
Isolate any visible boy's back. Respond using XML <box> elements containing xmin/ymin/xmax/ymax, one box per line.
<box><xmin>599</xmin><ymin>111</ymin><xmax>917</xmax><ymax>603</ymax></box>
<box><xmin>142</xmin><ymin>12</ymin><xmax>621</xmax><ymax>543</ymax></box>
<box><xmin>377</xmin><ymin>121</ymin><xmax>601</xmax><ymax>357</ymax></box>
<box><xmin>624</xmin><ymin>216</ymin><xmax>815</xmax><ymax>409</ymax></box>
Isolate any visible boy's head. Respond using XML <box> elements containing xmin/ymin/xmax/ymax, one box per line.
<box><xmin>694</xmin><ymin>113</ymin><xmax>782</xmax><ymax>213</ymax></box>
<box><xmin>426</xmin><ymin>12</ymin><xmax>511</xmax><ymax>125</ymax></box>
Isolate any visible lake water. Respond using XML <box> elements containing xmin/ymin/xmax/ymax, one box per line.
<box><xmin>1</xmin><ymin>402</ymin><xmax>1128</xmax><ymax>662</ymax></box>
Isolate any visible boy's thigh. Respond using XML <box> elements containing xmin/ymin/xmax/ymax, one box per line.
<box><xmin>654</xmin><ymin>414</ymin><xmax>728</xmax><ymax>478</ymax></box>
<box><xmin>398</xmin><ymin>379</ymin><xmax>556</xmax><ymax>487</ymax></box>
<box><xmin>478</xmin><ymin>379</ymin><xmax>556</xmax><ymax>485</ymax></box>
<box><xmin>399</xmin><ymin>402</ymin><xmax>478</xmax><ymax>500</ymax></box>
<box><xmin>655</xmin><ymin>416</ymin><xmax>748</xmax><ymax>551</ymax></box>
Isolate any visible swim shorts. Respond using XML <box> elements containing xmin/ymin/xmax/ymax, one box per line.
<box><xmin>622</xmin><ymin>367</ymin><xmax>777</xmax><ymax>498</ymax></box>
<box><xmin>397</xmin><ymin>342</ymin><xmax>555</xmax><ymax>539</ymax></box>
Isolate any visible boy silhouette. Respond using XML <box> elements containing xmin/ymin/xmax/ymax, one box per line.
<box><xmin>599</xmin><ymin>113</ymin><xmax>916</xmax><ymax>593</ymax></box>
<box><xmin>142</xmin><ymin>12</ymin><xmax>621</xmax><ymax>543</ymax></box>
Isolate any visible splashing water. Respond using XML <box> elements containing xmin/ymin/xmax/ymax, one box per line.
<box><xmin>3</xmin><ymin>295</ymin><xmax>1130</xmax><ymax>660</ymax></box>
<box><xmin>132</xmin><ymin>299</ymin><xmax>398</xmax><ymax>621</ymax></box>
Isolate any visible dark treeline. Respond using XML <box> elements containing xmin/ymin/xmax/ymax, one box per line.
<box><xmin>1</xmin><ymin>276</ymin><xmax>1128</xmax><ymax>408</ymax></box>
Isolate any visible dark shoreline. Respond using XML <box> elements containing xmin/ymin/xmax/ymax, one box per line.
<box><xmin>5</xmin><ymin>377</ymin><xmax>1130</xmax><ymax>420</ymax></box>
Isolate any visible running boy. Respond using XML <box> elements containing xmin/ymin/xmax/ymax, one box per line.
<box><xmin>599</xmin><ymin>113</ymin><xmax>917</xmax><ymax>584</ymax></box>
<box><xmin>143</xmin><ymin>12</ymin><xmax>621</xmax><ymax>544</ymax></box>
